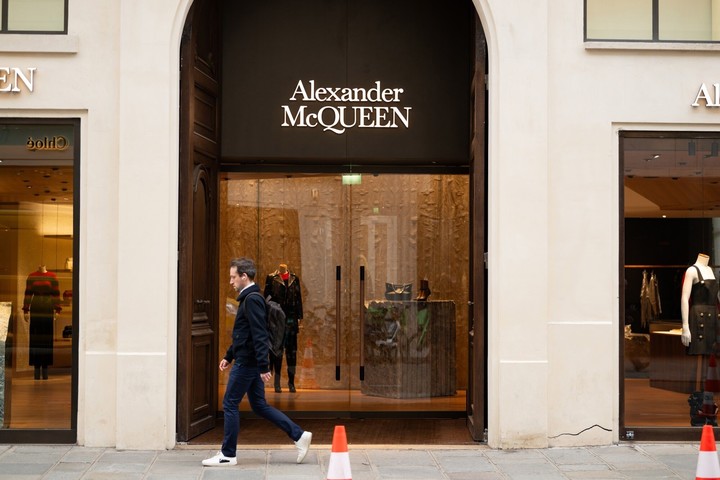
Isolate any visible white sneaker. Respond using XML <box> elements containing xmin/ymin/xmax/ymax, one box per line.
<box><xmin>202</xmin><ymin>451</ymin><xmax>237</xmax><ymax>466</ymax></box>
<box><xmin>295</xmin><ymin>431</ymin><xmax>312</xmax><ymax>463</ymax></box>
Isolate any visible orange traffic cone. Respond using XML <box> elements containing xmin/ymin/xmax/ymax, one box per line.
<box><xmin>708</xmin><ymin>355</ymin><xmax>720</xmax><ymax>392</ymax></box>
<box><xmin>701</xmin><ymin>391</ymin><xmax>719</xmax><ymax>424</ymax></box>
<box><xmin>301</xmin><ymin>338</ymin><xmax>318</xmax><ymax>389</ymax></box>
<box><xmin>326</xmin><ymin>425</ymin><xmax>352</xmax><ymax>480</ymax></box>
<box><xmin>696</xmin><ymin>424</ymin><xmax>720</xmax><ymax>480</ymax></box>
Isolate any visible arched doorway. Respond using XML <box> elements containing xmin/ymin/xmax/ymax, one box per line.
<box><xmin>177</xmin><ymin>0</ymin><xmax>487</xmax><ymax>444</ymax></box>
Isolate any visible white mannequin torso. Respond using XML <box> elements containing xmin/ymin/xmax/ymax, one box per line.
<box><xmin>680</xmin><ymin>253</ymin><xmax>716</xmax><ymax>346</ymax></box>
<box><xmin>690</xmin><ymin>253</ymin><xmax>715</xmax><ymax>281</ymax></box>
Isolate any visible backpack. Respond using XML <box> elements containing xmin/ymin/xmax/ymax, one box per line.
<box><xmin>246</xmin><ymin>292</ymin><xmax>286</xmax><ymax>356</ymax></box>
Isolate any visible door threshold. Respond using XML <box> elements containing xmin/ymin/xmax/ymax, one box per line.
<box><xmin>188</xmin><ymin>417</ymin><xmax>477</xmax><ymax>446</ymax></box>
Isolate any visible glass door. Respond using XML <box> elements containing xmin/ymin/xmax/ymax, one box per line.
<box><xmin>219</xmin><ymin>172</ymin><xmax>468</xmax><ymax>415</ymax></box>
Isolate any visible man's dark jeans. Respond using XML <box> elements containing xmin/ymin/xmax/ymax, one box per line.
<box><xmin>221</xmin><ymin>363</ymin><xmax>304</xmax><ymax>457</ymax></box>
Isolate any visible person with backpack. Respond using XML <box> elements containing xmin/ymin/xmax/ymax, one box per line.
<box><xmin>202</xmin><ymin>257</ymin><xmax>312</xmax><ymax>467</ymax></box>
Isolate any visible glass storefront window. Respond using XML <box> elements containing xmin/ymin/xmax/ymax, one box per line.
<box><xmin>623</xmin><ymin>133</ymin><xmax>720</xmax><ymax>433</ymax></box>
<box><xmin>219</xmin><ymin>173</ymin><xmax>468</xmax><ymax>415</ymax></box>
<box><xmin>0</xmin><ymin>121</ymin><xmax>77</xmax><ymax>439</ymax></box>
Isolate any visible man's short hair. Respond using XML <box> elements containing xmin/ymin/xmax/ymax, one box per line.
<box><xmin>230</xmin><ymin>257</ymin><xmax>256</xmax><ymax>280</ymax></box>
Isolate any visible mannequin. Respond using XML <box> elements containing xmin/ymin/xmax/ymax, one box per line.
<box><xmin>22</xmin><ymin>265</ymin><xmax>61</xmax><ymax>380</ymax></box>
<box><xmin>680</xmin><ymin>253</ymin><xmax>720</xmax><ymax>425</ymax></box>
<box><xmin>681</xmin><ymin>253</ymin><xmax>719</xmax><ymax>353</ymax></box>
<box><xmin>264</xmin><ymin>263</ymin><xmax>303</xmax><ymax>392</ymax></box>
<box><xmin>680</xmin><ymin>253</ymin><xmax>718</xmax><ymax>355</ymax></box>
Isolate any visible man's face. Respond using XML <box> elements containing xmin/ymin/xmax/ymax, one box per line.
<box><xmin>230</xmin><ymin>266</ymin><xmax>247</xmax><ymax>292</ymax></box>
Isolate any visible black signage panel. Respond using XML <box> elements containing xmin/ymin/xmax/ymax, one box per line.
<box><xmin>221</xmin><ymin>0</ymin><xmax>472</xmax><ymax>165</ymax></box>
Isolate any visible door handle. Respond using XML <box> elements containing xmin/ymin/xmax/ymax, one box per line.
<box><xmin>359</xmin><ymin>265</ymin><xmax>365</xmax><ymax>382</ymax></box>
<box><xmin>335</xmin><ymin>265</ymin><xmax>341</xmax><ymax>381</ymax></box>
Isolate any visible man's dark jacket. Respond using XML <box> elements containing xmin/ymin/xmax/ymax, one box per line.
<box><xmin>223</xmin><ymin>284</ymin><xmax>270</xmax><ymax>373</ymax></box>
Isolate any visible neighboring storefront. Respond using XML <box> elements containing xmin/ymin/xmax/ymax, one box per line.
<box><xmin>0</xmin><ymin>120</ymin><xmax>78</xmax><ymax>443</ymax></box>
<box><xmin>2</xmin><ymin>0</ymin><xmax>720</xmax><ymax>450</ymax></box>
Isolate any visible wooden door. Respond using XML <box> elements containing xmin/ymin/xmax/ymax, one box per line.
<box><xmin>467</xmin><ymin>15</ymin><xmax>487</xmax><ymax>441</ymax></box>
<box><xmin>177</xmin><ymin>0</ymin><xmax>221</xmax><ymax>442</ymax></box>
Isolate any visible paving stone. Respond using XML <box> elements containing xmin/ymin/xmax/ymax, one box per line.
<box><xmin>202</xmin><ymin>468</ymin><xmax>262</xmax><ymax>479</ymax></box>
<box><xmin>543</xmin><ymin>447</ymin><xmax>605</xmax><ymax>465</ymax></box>
<box><xmin>60</xmin><ymin>447</ymin><xmax>105</xmax><ymax>463</ymax></box>
<box><xmin>432</xmin><ymin>451</ymin><xmax>497</xmax><ymax>473</ymax></box>
<box><xmin>0</xmin><ymin>444</ymin><xmax>698</xmax><ymax>479</ymax></box>
<box><xmin>365</xmin><ymin>449</ymin><xmax>436</xmax><ymax>466</ymax></box>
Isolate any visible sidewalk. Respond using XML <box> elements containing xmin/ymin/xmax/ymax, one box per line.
<box><xmin>0</xmin><ymin>442</ymin><xmax>703</xmax><ymax>479</ymax></box>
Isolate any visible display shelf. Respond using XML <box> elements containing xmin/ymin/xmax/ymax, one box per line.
<box><xmin>362</xmin><ymin>300</ymin><xmax>456</xmax><ymax>399</ymax></box>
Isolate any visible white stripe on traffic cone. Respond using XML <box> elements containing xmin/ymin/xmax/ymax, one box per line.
<box><xmin>696</xmin><ymin>424</ymin><xmax>720</xmax><ymax>480</ymax></box>
<box><xmin>327</xmin><ymin>425</ymin><xmax>352</xmax><ymax>480</ymax></box>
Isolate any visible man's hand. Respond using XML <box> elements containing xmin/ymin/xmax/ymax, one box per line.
<box><xmin>219</xmin><ymin>359</ymin><xmax>230</xmax><ymax>371</ymax></box>
<box><xmin>260</xmin><ymin>371</ymin><xmax>272</xmax><ymax>383</ymax></box>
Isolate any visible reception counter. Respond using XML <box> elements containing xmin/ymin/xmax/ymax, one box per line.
<box><xmin>650</xmin><ymin>329</ymin><xmax>703</xmax><ymax>394</ymax></box>
<box><xmin>362</xmin><ymin>300</ymin><xmax>456</xmax><ymax>398</ymax></box>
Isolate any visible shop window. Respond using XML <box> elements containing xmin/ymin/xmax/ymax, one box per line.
<box><xmin>623</xmin><ymin>132</ymin><xmax>720</xmax><ymax>434</ymax></box>
<box><xmin>1</xmin><ymin>0</ymin><xmax>67</xmax><ymax>34</ymax></box>
<box><xmin>219</xmin><ymin>173</ymin><xmax>469</xmax><ymax>414</ymax></box>
<box><xmin>0</xmin><ymin>120</ymin><xmax>77</xmax><ymax>441</ymax></box>
<box><xmin>587</xmin><ymin>0</ymin><xmax>720</xmax><ymax>42</ymax></box>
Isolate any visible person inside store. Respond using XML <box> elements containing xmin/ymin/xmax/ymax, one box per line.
<box><xmin>202</xmin><ymin>257</ymin><xmax>311</xmax><ymax>467</ymax></box>
<box><xmin>22</xmin><ymin>265</ymin><xmax>62</xmax><ymax>380</ymax></box>
<box><xmin>680</xmin><ymin>253</ymin><xmax>719</xmax><ymax>354</ymax></box>
<box><xmin>264</xmin><ymin>263</ymin><xmax>303</xmax><ymax>393</ymax></box>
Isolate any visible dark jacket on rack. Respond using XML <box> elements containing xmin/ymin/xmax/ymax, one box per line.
<box><xmin>223</xmin><ymin>284</ymin><xmax>270</xmax><ymax>373</ymax></box>
<box><xmin>264</xmin><ymin>272</ymin><xmax>303</xmax><ymax>321</ymax></box>
<box><xmin>640</xmin><ymin>270</ymin><xmax>661</xmax><ymax>328</ymax></box>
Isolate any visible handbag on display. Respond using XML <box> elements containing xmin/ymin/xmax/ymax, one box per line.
<box><xmin>385</xmin><ymin>282</ymin><xmax>412</xmax><ymax>301</ymax></box>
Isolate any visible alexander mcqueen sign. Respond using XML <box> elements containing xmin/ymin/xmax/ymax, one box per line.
<box><xmin>0</xmin><ymin>67</ymin><xmax>36</xmax><ymax>93</ymax></box>
<box><xmin>281</xmin><ymin>80</ymin><xmax>411</xmax><ymax>135</ymax></box>
<box><xmin>692</xmin><ymin>83</ymin><xmax>720</xmax><ymax>107</ymax></box>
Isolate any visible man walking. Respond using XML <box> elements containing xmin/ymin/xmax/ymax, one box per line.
<box><xmin>202</xmin><ymin>257</ymin><xmax>312</xmax><ymax>466</ymax></box>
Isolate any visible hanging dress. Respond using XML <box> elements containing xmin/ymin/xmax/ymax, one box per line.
<box><xmin>22</xmin><ymin>269</ymin><xmax>61</xmax><ymax>367</ymax></box>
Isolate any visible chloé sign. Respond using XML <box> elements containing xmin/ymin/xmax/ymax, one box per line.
<box><xmin>26</xmin><ymin>136</ymin><xmax>69</xmax><ymax>151</ymax></box>
<box><xmin>281</xmin><ymin>80</ymin><xmax>412</xmax><ymax>135</ymax></box>
<box><xmin>0</xmin><ymin>67</ymin><xmax>36</xmax><ymax>93</ymax></box>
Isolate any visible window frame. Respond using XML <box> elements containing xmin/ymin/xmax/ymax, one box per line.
<box><xmin>584</xmin><ymin>0</ymin><xmax>720</xmax><ymax>44</ymax></box>
<box><xmin>0</xmin><ymin>117</ymin><xmax>80</xmax><ymax>444</ymax></box>
<box><xmin>0</xmin><ymin>0</ymin><xmax>68</xmax><ymax>35</ymax></box>
<box><xmin>620</xmin><ymin>129</ymin><xmax>720</xmax><ymax>440</ymax></box>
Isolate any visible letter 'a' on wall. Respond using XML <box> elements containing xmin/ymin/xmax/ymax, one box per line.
<box><xmin>221</xmin><ymin>0</ymin><xmax>473</xmax><ymax>166</ymax></box>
